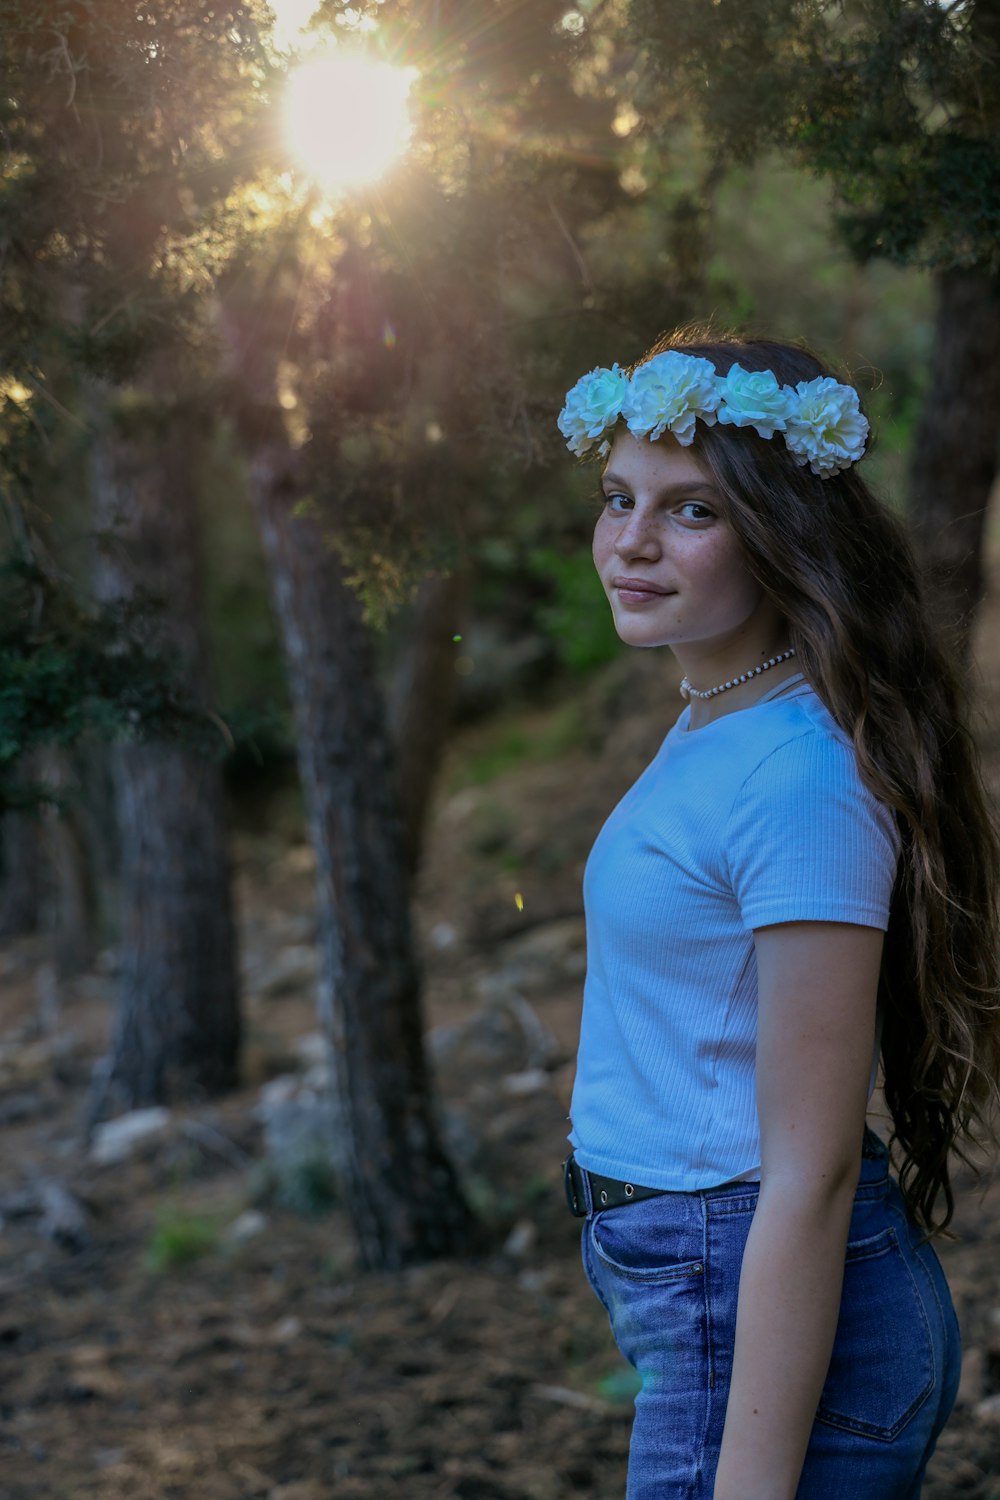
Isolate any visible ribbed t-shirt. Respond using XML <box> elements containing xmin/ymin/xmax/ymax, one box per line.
<box><xmin>568</xmin><ymin>674</ymin><xmax>900</xmax><ymax>1191</ymax></box>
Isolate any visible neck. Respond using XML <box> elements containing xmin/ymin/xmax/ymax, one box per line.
<box><xmin>676</xmin><ymin>637</ymin><xmax>797</xmax><ymax>730</ymax></box>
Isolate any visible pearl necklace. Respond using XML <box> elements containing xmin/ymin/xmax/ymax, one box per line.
<box><xmin>679</xmin><ymin>648</ymin><xmax>797</xmax><ymax>702</ymax></box>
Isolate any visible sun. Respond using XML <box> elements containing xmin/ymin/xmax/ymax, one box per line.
<box><xmin>283</xmin><ymin>52</ymin><xmax>416</xmax><ymax>193</ymax></box>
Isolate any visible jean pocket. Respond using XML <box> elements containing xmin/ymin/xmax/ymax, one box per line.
<box><xmin>816</xmin><ymin>1226</ymin><xmax>934</xmax><ymax>1442</ymax></box>
<box><xmin>590</xmin><ymin>1204</ymin><xmax>705</xmax><ymax>1283</ymax></box>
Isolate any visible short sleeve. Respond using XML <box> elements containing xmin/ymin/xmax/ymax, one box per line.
<box><xmin>725</xmin><ymin>730</ymin><xmax>900</xmax><ymax>931</ymax></box>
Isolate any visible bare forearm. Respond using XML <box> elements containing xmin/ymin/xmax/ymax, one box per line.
<box><xmin>712</xmin><ymin>1182</ymin><xmax>856</xmax><ymax>1500</ymax></box>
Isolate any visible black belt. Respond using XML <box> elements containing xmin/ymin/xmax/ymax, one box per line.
<box><xmin>563</xmin><ymin>1154</ymin><xmax>669</xmax><ymax>1218</ymax></box>
<box><xmin>565</xmin><ymin>1132</ymin><xmax>888</xmax><ymax>1218</ymax></box>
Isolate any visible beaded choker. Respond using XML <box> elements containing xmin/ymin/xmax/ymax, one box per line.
<box><xmin>679</xmin><ymin>648</ymin><xmax>797</xmax><ymax>702</ymax></box>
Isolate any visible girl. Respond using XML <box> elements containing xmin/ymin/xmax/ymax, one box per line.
<box><xmin>557</xmin><ymin>330</ymin><xmax>1000</xmax><ymax>1499</ymax></box>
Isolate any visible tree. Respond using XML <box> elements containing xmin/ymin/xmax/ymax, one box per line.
<box><xmin>86</xmin><ymin>383</ymin><xmax>240</xmax><ymax>1114</ymax></box>
<box><xmin>0</xmin><ymin>0</ymin><xmax>706</xmax><ymax>1264</ymax></box>
<box><xmin>0</xmin><ymin>510</ymin><xmax>227</xmax><ymax>973</ymax></box>
<box><xmin>628</xmin><ymin>0</ymin><xmax>1000</xmax><ymax>644</ymax></box>
<box><xmin>0</xmin><ymin>0</ymin><xmax>265</xmax><ymax>1107</ymax></box>
<box><xmin>209</xmin><ymin>0</ymin><xmax>647</xmax><ymax>1263</ymax></box>
<box><xmin>219</xmin><ymin>268</ymin><xmax>476</xmax><ymax>1264</ymax></box>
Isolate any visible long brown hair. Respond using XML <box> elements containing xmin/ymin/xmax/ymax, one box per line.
<box><xmin>635</xmin><ymin>328</ymin><xmax>1000</xmax><ymax>1234</ymax></box>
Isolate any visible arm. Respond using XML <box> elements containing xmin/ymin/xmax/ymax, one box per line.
<box><xmin>712</xmin><ymin>920</ymin><xmax>884</xmax><ymax>1500</ymax></box>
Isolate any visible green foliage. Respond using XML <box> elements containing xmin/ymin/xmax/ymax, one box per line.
<box><xmin>0</xmin><ymin>1</ymin><xmax>289</xmax><ymax>800</ymax></box>
<box><xmin>217</xmin><ymin>0</ymin><xmax>704</xmax><ymax>631</ymax></box>
<box><xmin>457</xmin><ymin>703</ymin><xmax>586</xmax><ymax>792</ymax></box>
<box><xmin>704</xmin><ymin>154</ymin><xmax>935</xmax><ymax>500</ymax></box>
<box><xmin>0</xmin><ymin>553</ymin><xmax>229</xmax><ymax>812</ymax></box>
<box><xmin>145</xmin><ymin>1208</ymin><xmax>222</xmax><ymax>1273</ymax></box>
<box><xmin>276</xmin><ymin>1153</ymin><xmax>339</xmax><ymax>1216</ymax></box>
<box><xmin>630</xmin><ymin>0</ymin><xmax>1000</xmax><ymax>273</ymax></box>
<box><xmin>710</xmin><ymin>159</ymin><xmax>933</xmax><ymax>359</ymax></box>
<box><xmin>0</xmin><ymin>0</ymin><xmax>964</xmax><ymax>825</ymax></box>
<box><xmin>255</xmin><ymin>1153</ymin><xmax>339</xmax><ymax>1217</ymax></box>
<box><xmin>464</xmin><ymin>741</ymin><xmax>534</xmax><ymax>795</ymax></box>
<box><xmin>0</xmin><ymin>0</ymin><xmax>274</xmax><ymax>378</ymax></box>
<box><xmin>2</xmin><ymin>0</ymin><xmax>709</xmax><ymax>653</ymax></box>
<box><xmin>529</xmin><ymin>547</ymin><xmax>623</xmax><ymax>674</ymax></box>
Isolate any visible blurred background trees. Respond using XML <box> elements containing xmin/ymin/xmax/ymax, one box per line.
<box><xmin>1</xmin><ymin>0</ymin><xmax>995</xmax><ymax>1268</ymax></box>
<box><xmin>1</xmin><ymin>0</ymin><xmax>264</xmax><ymax>1116</ymax></box>
<box><xmin>630</xmin><ymin>0</ymin><xmax>1000</xmax><ymax>645</ymax></box>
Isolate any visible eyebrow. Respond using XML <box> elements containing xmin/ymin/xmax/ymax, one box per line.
<box><xmin>601</xmin><ymin>472</ymin><xmax>719</xmax><ymax>497</ymax></box>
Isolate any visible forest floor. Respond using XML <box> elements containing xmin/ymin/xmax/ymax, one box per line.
<box><xmin>2</xmin><ymin>590</ymin><xmax>1000</xmax><ymax>1500</ymax></box>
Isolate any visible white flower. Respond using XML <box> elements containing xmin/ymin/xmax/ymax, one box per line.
<box><xmin>557</xmin><ymin>364</ymin><xmax>630</xmax><ymax>456</ymax></box>
<box><xmin>558</xmin><ymin>353</ymin><xmax>869</xmax><ymax>479</ymax></box>
<box><xmin>784</xmin><ymin>377</ymin><xmax>869</xmax><ymax>477</ymax></box>
<box><xmin>715</xmin><ymin>364</ymin><xmax>794</xmax><ymax>440</ymax></box>
<box><xmin>621</xmin><ymin>351</ymin><xmax>720</xmax><ymax>446</ymax></box>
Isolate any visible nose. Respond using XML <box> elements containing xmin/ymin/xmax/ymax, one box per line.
<box><xmin>613</xmin><ymin>504</ymin><xmax>661</xmax><ymax>560</ymax></box>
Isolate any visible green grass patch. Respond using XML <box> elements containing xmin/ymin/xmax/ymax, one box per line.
<box><xmin>456</xmin><ymin>703</ymin><xmax>585</xmax><ymax>790</ymax></box>
<box><xmin>145</xmin><ymin>1208</ymin><xmax>223</xmax><ymax>1273</ymax></box>
<box><xmin>463</xmin><ymin>727</ymin><xmax>534</xmax><ymax>786</ymax></box>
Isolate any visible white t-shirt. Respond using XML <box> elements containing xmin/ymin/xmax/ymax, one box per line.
<box><xmin>568</xmin><ymin>675</ymin><xmax>900</xmax><ymax>1191</ymax></box>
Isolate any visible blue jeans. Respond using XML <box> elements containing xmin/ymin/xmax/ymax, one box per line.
<box><xmin>578</xmin><ymin>1132</ymin><xmax>962</xmax><ymax>1498</ymax></box>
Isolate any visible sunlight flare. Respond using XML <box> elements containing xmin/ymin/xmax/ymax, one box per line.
<box><xmin>283</xmin><ymin>52</ymin><xmax>416</xmax><ymax>193</ymax></box>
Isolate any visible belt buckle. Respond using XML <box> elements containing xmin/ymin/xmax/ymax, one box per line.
<box><xmin>563</xmin><ymin>1155</ymin><xmax>587</xmax><ymax>1218</ymax></box>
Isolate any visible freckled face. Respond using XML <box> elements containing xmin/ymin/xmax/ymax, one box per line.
<box><xmin>592</xmin><ymin>429</ymin><xmax>767</xmax><ymax>653</ymax></box>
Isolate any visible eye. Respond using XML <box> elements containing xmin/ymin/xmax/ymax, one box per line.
<box><xmin>602</xmin><ymin>491</ymin><xmax>633</xmax><ymax>514</ymax></box>
<box><xmin>675</xmin><ymin>500</ymin><xmax>715</xmax><ymax>522</ymax></box>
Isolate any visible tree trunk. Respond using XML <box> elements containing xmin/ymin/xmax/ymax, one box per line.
<box><xmin>38</xmin><ymin>746</ymin><xmax>98</xmax><ymax>977</ymax></box>
<box><xmin>388</xmin><ymin>568</ymin><xmax>467</xmax><ymax>879</ymax></box>
<box><xmin>224</xmin><ymin>324</ymin><xmax>475</xmax><ymax>1268</ymax></box>
<box><xmin>85</xmin><ymin>385</ymin><xmax>240</xmax><ymax>1121</ymax></box>
<box><xmin>907</xmin><ymin>267</ymin><xmax>1000</xmax><ymax>651</ymax></box>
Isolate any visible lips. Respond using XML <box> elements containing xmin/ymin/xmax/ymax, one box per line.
<box><xmin>611</xmin><ymin>576</ymin><xmax>672</xmax><ymax>596</ymax></box>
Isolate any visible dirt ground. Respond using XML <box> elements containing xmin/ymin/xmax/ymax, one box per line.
<box><xmin>2</xmin><ymin>597</ymin><xmax>1000</xmax><ymax>1500</ymax></box>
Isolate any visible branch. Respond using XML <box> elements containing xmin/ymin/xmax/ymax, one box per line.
<box><xmin>46</xmin><ymin>30</ymin><xmax>80</xmax><ymax>118</ymax></box>
<box><xmin>545</xmin><ymin>193</ymin><xmax>594</xmax><ymax>289</ymax></box>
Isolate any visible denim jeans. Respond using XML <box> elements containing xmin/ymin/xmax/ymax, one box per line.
<box><xmin>578</xmin><ymin>1132</ymin><xmax>962</xmax><ymax>1498</ymax></box>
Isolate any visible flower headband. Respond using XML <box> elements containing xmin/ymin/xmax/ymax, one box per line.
<box><xmin>557</xmin><ymin>351</ymin><xmax>869</xmax><ymax>478</ymax></box>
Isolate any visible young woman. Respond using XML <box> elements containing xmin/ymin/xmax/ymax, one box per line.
<box><xmin>557</xmin><ymin>331</ymin><xmax>1000</xmax><ymax>1499</ymax></box>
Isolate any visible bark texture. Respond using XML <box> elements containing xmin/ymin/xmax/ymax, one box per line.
<box><xmin>907</xmin><ymin>272</ymin><xmax>1000</xmax><ymax>649</ymax></box>
<box><xmin>86</xmin><ymin>386</ymin><xmax>239</xmax><ymax>1120</ymax></box>
<box><xmin>226</xmin><ymin>326</ymin><xmax>474</xmax><ymax>1268</ymax></box>
<box><xmin>38</xmin><ymin>747</ymin><xmax>98</xmax><ymax>976</ymax></box>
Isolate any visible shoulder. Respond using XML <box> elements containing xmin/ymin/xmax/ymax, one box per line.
<box><xmin>724</xmin><ymin>692</ymin><xmax>900</xmax><ymax>928</ymax></box>
<box><xmin>741</xmin><ymin>707</ymin><xmax>862</xmax><ymax>797</ymax></box>
<box><xmin>720</xmin><ymin>691</ymin><xmax>864</xmax><ymax>806</ymax></box>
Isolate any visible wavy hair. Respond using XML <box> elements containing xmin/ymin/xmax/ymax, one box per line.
<box><xmin>634</xmin><ymin>328</ymin><xmax>1000</xmax><ymax>1234</ymax></box>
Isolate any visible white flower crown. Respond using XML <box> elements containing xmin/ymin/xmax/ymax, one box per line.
<box><xmin>557</xmin><ymin>351</ymin><xmax>869</xmax><ymax>478</ymax></box>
